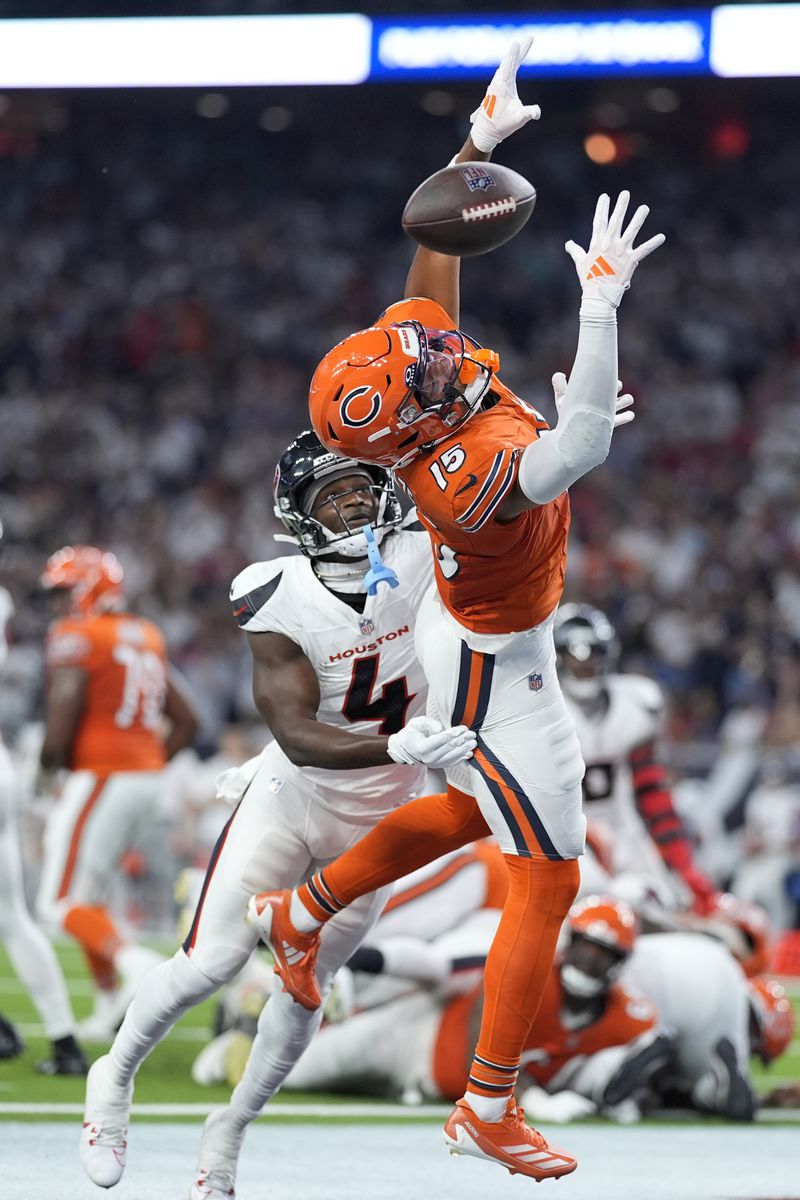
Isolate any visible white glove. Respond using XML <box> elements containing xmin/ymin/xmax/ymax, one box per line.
<box><xmin>565</xmin><ymin>191</ymin><xmax>665</xmax><ymax>309</ymax></box>
<box><xmin>519</xmin><ymin>1085</ymin><xmax>597</xmax><ymax>1124</ymax></box>
<box><xmin>469</xmin><ymin>36</ymin><xmax>540</xmax><ymax>154</ymax></box>
<box><xmin>551</xmin><ymin>372</ymin><xmax>634</xmax><ymax>428</ymax></box>
<box><xmin>387</xmin><ymin>715</ymin><xmax>476</xmax><ymax>769</ymax></box>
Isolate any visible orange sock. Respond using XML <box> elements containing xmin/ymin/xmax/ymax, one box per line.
<box><xmin>63</xmin><ymin>904</ymin><xmax>125</xmax><ymax>982</ymax></box>
<box><xmin>84</xmin><ymin>948</ymin><xmax>119</xmax><ymax>992</ymax></box>
<box><xmin>298</xmin><ymin>788</ymin><xmax>490</xmax><ymax>923</ymax></box>
<box><xmin>466</xmin><ymin>856</ymin><xmax>579</xmax><ymax>1103</ymax></box>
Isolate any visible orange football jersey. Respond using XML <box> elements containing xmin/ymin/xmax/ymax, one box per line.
<box><xmin>377</xmin><ymin>299</ymin><xmax>570</xmax><ymax>635</ymax></box>
<box><xmin>430</xmin><ymin>964</ymin><xmax>655</xmax><ymax>1102</ymax></box>
<box><xmin>519</xmin><ymin>965</ymin><xmax>657</xmax><ymax>1089</ymax></box>
<box><xmin>46</xmin><ymin>612</ymin><xmax>169</xmax><ymax>774</ymax></box>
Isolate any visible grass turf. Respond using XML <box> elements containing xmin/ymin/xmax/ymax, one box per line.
<box><xmin>1</xmin><ymin>939</ymin><xmax>798</xmax><ymax>1119</ymax></box>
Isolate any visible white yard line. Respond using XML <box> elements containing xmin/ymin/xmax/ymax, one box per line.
<box><xmin>0</xmin><ymin>1101</ymin><xmax>450</xmax><ymax>1118</ymax></box>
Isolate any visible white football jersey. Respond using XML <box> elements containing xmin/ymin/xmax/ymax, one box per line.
<box><xmin>230</xmin><ymin>528</ymin><xmax>434</xmax><ymax>821</ymax></box>
<box><xmin>566</xmin><ymin>674</ymin><xmax>666</xmax><ymax>878</ymax></box>
<box><xmin>621</xmin><ymin>932</ymin><xmax>751</xmax><ymax>1085</ymax></box>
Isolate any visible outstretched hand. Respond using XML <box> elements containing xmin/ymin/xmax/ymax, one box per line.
<box><xmin>469</xmin><ymin>36</ymin><xmax>540</xmax><ymax>154</ymax></box>
<box><xmin>552</xmin><ymin>372</ymin><xmax>635</xmax><ymax>428</ymax></box>
<box><xmin>565</xmin><ymin>191</ymin><xmax>665</xmax><ymax>308</ymax></box>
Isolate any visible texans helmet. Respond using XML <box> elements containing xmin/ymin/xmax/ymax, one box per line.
<box><xmin>555</xmin><ymin>603</ymin><xmax>621</xmax><ymax>703</ymax></box>
<box><xmin>273</xmin><ymin>430</ymin><xmax>402</xmax><ymax>559</ymax></box>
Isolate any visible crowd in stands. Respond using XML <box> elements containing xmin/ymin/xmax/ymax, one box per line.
<box><xmin>0</xmin><ymin>83</ymin><xmax>798</xmax><ymax>761</ymax></box>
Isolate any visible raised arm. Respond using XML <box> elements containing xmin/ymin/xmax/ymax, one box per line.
<box><xmin>405</xmin><ymin>36</ymin><xmax>541</xmax><ymax>324</ymax></box>
<box><xmin>497</xmin><ymin>191</ymin><xmax>665</xmax><ymax>520</ymax></box>
<box><xmin>247</xmin><ymin>631</ymin><xmax>475</xmax><ymax>771</ymax></box>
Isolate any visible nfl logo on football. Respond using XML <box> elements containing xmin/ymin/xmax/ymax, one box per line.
<box><xmin>359</xmin><ymin>617</ymin><xmax>375</xmax><ymax>636</ymax></box>
<box><xmin>528</xmin><ymin>672</ymin><xmax>543</xmax><ymax>692</ymax></box>
<box><xmin>460</xmin><ymin>165</ymin><xmax>495</xmax><ymax>193</ymax></box>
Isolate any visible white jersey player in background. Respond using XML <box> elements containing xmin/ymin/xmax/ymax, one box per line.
<box><xmin>621</xmin><ymin>932</ymin><xmax>794</xmax><ymax>1120</ymax></box>
<box><xmin>0</xmin><ymin>530</ymin><xmax>87</xmax><ymax>1076</ymax></box>
<box><xmin>554</xmin><ymin>604</ymin><xmax>719</xmax><ymax>913</ymax></box>
<box><xmin>80</xmin><ymin>430</ymin><xmax>475</xmax><ymax>1199</ymax></box>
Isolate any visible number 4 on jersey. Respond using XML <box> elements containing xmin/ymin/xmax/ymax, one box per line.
<box><xmin>342</xmin><ymin>654</ymin><xmax>414</xmax><ymax>735</ymax></box>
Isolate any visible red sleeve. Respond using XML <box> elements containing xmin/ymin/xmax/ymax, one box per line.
<box><xmin>628</xmin><ymin>740</ymin><xmax>693</xmax><ymax>874</ymax></box>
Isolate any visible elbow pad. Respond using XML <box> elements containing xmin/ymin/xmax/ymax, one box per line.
<box><xmin>518</xmin><ymin>408</ymin><xmax>614</xmax><ymax>506</ymax></box>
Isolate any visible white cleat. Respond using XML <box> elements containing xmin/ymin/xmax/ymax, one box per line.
<box><xmin>188</xmin><ymin>1108</ymin><xmax>243</xmax><ymax>1199</ymax></box>
<box><xmin>80</xmin><ymin>1055</ymin><xmax>133</xmax><ymax>1188</ymax></box>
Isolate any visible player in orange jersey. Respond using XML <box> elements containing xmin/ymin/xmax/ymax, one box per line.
<box><xmin>36</xmin><ymin>545</ymin><xmax>199</xmax><ymax>1039</ymax></box>
<box><xmin>248</xmin><ymin>36</ymin><xmax>664</xmax><ymax>1182</ymax></box>
<box><xmin>282</xmin><ymin>897</ymin><xmax>671</xmax><ymax>1131</ymax></box>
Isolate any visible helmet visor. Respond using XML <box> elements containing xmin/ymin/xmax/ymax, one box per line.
<box><xmin>396</xmin><ymin>325</ymin><xmax>492</xmax><ymax>433</ymax></box>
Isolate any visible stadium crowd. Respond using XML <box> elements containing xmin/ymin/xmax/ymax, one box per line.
<box><xmin>0</xmin><ymin>82</ymin><xmax>798</xmax><ymax>914</ymax></box>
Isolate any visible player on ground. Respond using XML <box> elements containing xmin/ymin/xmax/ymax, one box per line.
<box><xmin>248</xmin><ymin>37</ymin><xmax>664</xmax><ymax>1182</ymax></box>
<box><xmin>0</xmin><ymin>552</ymin><xmax>86</xmax><ymax>1075</ymax></box>
<box><xmin>621</xmin><ymin>932</ymin><xmax>795</xmax><ymax>1120</ymax></box>
<box><xmin>554</xmin><ymin>604</ymin><xmax>719</xmax><ymax>911</ymax></box>
<box><xmin>283</xmin><ymin>897</ymin><xmax>672</xmax><ymax>1126</ymax></box>
<box><xmin>79</xmin><ymin>433</ymin><xmax>475</xmax><ymax>1197</ymax></box>
<box><xmin>37</xmin><ymin>545</ymin><xmax>199</xmax><ymax>1039</ymax></box>
<box><xmin>191</xmin><ymin>839</ymin><xmax>509</xmax><ymax>1087</ymax></box>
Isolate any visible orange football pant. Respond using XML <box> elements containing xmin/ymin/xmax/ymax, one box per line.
<box><xmin>298</xmin><ymin>786</ymin><xmax>580</xmax><ymax>1099</ymax></box>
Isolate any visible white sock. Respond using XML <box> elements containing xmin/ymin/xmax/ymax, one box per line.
<box><xmin>464</xmin><ymin>1088</ymin><xmax>510</xmax><ymax>1122</ymax></box>
<box><xmin>4</xmin><ymin>908</ymin><xmax>76</xmax><ymax>1040</ymax></box>
<box><xmin>289</xmin><ymin>892</ymin><xmax>322</xmax><ymax>933</ymax></box>
<box><xmin>107</xmin><ymin>950</ymin><xmax>217</xmax><ymax>1089</ymax></box>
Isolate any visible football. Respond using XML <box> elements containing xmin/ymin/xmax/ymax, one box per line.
<box><xmin>402</xmin><ymin>161</ymin><xmax>536</xmax><ymax>257</ymax></box>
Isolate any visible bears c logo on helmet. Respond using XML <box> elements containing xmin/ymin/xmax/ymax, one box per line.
<box><xmin>339</xmin><ymin>386</ymin><xmax>382</xmax><ymax>428</ymax></box>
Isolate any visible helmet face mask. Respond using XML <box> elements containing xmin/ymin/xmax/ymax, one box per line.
<box><xmin>392</xmin><ymin>324</ymin><xmax>493</xmax><ymax>452</ymax></box>
<box><xmin>309</xmin><ymin>321</ymin><xmax>496</xmax><ymax>468</ymax></box>
<box><xmin>555</xmin><ymin>604</ymin><xmax>620</xmax><ymax>704</ymax></box>
<box><xmin>561</xmin><ymin>933</ymin><xmax>626</xmax><ymax>999</ymax></box>
<box><xmin>273</xmin><ymin>430</ymin><xmax>403</xmax><ymax>559</ymax></box>
<box><xmin>561</xmin><ymin>895</ymin><xmax>639</xmax><ymax>999</ymax></box>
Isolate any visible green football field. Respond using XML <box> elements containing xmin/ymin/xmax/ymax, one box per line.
<box><xmin>1</xmin><ymin>939</ymin><xmax>798</xmax><ymax>1123</ymax></box>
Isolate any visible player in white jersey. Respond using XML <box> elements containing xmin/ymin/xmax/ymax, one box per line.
<box><xmin>621</xmin><ymin>932</ymin><xmax>794</xmax><ymax>1120</ymax></box>
<box><xmin>80</xmin><ymin>431</ymin><xmax>475</xmax><ymax>1197</ymax></box>
<box><xmin>0</xmin><ymin>549</ymin><xmax>87</xmax><ymax>1075</ymax></box>
<box><xmin>191</xmin><ymin>841</ymin><xmax>508</xmax><ymax>1088</ymax></box>
<box><xmin>554</xmin><ymin>604</ymin><xmax>718</xmax><ymax>913</ymax></box>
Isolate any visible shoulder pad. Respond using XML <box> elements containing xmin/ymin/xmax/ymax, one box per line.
<box><xmin>613</xmin><ymin>673</ymin><xmax>664</xmax><ymax>718</ymax></box>
<box><xmin>400</xmin><ymin>506</ymin><xmax>425</xmax><ymax>533</ymax></box>
<box><xmin>230</xmin><ymin>561</ymin><xmax>286</xmax><ymax>629</ymax></box>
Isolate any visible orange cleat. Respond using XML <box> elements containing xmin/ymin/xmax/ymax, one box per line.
<box><xmin>443</xmin><ymin>1098</ymin><xmax>577</xmax><ymax>1181</ymax></box>
<box><xmin>246</xmin><ymin>890</ymin><xmax>322</xmax><ymax>1011</ymax></box>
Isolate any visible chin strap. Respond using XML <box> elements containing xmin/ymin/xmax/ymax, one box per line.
<box><xmin>362</xmin><ymin>525</ymin><xmax>399</xmax><ymax>596</ymax></box>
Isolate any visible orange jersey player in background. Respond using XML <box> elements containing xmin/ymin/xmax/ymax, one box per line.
<box><xmin>248</xmin><ymin>36</ymin><xmax>665</xmax><ymax>1186</ymax></box>
<box><xmin>37</xmin><ymin>544</ymin><xmax>199</xmax><ymax>1041</ymax></box>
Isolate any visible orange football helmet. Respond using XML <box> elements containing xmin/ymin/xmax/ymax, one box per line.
<box><xmin>706</xmin><ymin>893</ymin><xmax>771</xmax><ymax>977</ymax></box>
<box><xmin>41</xmin><ymin>545</ymin><xmax>125</xmax><ymax>616</ymax></box>
<box><xmin>309</xmin><ymin>320</ymin><xmax>497</xmax><ymax>467</ymax></box>
<box><xmin>747</xmin><ymin>977</ymin><xmax>796</xmax><ymax>1064</ymax></box>
<box><xmin>567</xmin><ymin>895</ymin><xmax>640</xmax><ymax>956</ymax></box>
